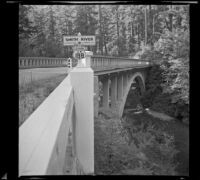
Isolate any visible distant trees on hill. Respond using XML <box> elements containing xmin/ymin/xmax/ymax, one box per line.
<box><xmin>19</xmin><ymin>5</ymin><xmax>189</xmax><ymax>58</ymax></box>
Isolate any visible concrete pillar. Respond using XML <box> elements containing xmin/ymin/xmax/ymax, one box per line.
<box><xmin>117</xmin><ymin>73</ymin><xmax>123</xmax><ymax>101</ymax></box>
<box><xmin>123</xmin><ymin>73</ymin><xmax>128</xmax><ymax>96</ymax></box>
<box><xmin>70</xmin><ymin>56</ymin><xmax>94</xmax><ymax>174</ymax></box>
<box><xmin>94</xmin><ymin>76</ymin><xmax>99</xmax><ymax>118</ymax></box>
<box><xmin>102</xmin><ymin>77</ymin><xmax>109</xmax><ymax>108</ymax></box>
<box><xmin>128</xmin><ymin>72</ymin><xmax>132</xmax><ymax>81</ymax></box>
<box><xmin>110</xmin><ymin>75</ymin><xmax>117</xmax><ymax>109</ymax></box>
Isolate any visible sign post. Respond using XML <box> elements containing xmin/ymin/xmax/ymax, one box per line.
<box><xmin>63</xmin><ymin>32</ymin><xmax>95</xmax><ymax>67</ymax></box>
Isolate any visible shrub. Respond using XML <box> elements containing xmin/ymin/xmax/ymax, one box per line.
<box><xmin>121</xmin><ymin>115</ymin><xmax>179</xmax><ymax>175</ymax></box>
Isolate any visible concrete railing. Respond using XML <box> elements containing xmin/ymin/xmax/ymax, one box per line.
<box><xmin>91</xmin><ymin>55</ymin><xmax>150</xmax><ymax>69</ymax></box>
<box><xmin>19</xmin><ymin>59</ymin><xmax>94</xmax><ymax>176</ymax></box>
<box><xmin>19</xmin><ymin>56</ymin><xmax>150</xmax><ymax>70</ymax></box>
<box><xmin>19</xmin><ymin>75</ymin><xmax>75</xmax><ymax>175</ymax></box>
<box><xmin>19</xmin><ymin>57</ymin><xmax>67</xmax><ymax>69</ymax></box>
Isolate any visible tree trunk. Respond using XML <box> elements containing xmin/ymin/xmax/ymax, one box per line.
<box><xmin>131</xmin><ymin>22</ymin><xmax>134</xmax><ymax>37</ymax></box>
<box><xmin>169</xmin><ymin>5</ymin><xmax>173</xmax><ymax>32</ymax></box>
<box><xmin>137</xmin><ymin>23</ymin><xmax>140</xmax><ymax>47</ymax></box>
<box><xmin>149</xmin><ymin>5</ymin><xmax>154</xmax><ymax>48</ymax></box>
<box><xmin>144</xmin><ymin>6</ymin><xmax>147</xmax><ymax>46</ymax></box>
<box><xmin>116</xmin><ymin>5</ymin><xmax>120</xmax><ymax>56</ymax></box>
<box><xmin>104</xmin><ymin>37</ymin><xmax>108</xmax><ymax>55</ymax></box>
<box><xmin>98</xmin><ymin>5</ymin><xmax>103</xmax><ymax>55</ymax></box>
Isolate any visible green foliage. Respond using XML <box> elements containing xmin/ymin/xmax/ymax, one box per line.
<box><xmin>140</xmin><ymin>23</ymin><xmax>189</xmax><ymax>123</ymax></box>
<box><xmin>19</xmin><ymin>5</ymin><xmax>36</xmax><ymax>39</ymax></box>
<box><xmin>19</xmin><ymin>5</ymin><xmax>189</xmax><ymax>58</ymax></box>
<box><xmin>140</xmin><ymin>64</ymin><xmax>163</xmax><ymax>108</ymax></box>
<box><xmin>74</xmin><ymin>5</ymin><xmax>98</xmax><ymax>35</ymax></box>
<box><xmin>121</xmin><ymin>114</ymin><xmax>179</xmax><ymax>175</ymax></box>
<box><xmin>95</xmin><ymin>108</ymin><xmax>179</xmax><ymax>175</ymax></box>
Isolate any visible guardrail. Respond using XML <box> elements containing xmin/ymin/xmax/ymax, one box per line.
<box><xmin>19</xmin><ymin>57</ymin><xmax>67</xmax><ymax>69</ymax></box>
<box><xmin>91</xmin><ymin>55</ymin><xmax>150</xmax><ymax>68</ymax></box>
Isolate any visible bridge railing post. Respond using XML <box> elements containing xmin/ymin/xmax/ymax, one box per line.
<box><xmin>70</xmin><ymin>51</ymin><xmax>94</xmax><ymax>174</ymax></box>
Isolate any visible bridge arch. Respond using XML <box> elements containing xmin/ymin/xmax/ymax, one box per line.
<box><xmin>119</xmin><ymin>72</ymin><xmax>145</xmax><ymax>117</ymax></box>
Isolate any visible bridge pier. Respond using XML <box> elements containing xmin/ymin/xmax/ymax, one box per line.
<box><xmin>110</xmin><ymin>74</ymin><xmax>117</xmax><ymax>109</ymax></box>
<box><xmin>102</xmin><ymin>76</ymin><xmax>110</xmax><ymax>108</ymax></box>
<box><xmin>117</xmin><ymin>73</ymin><xmax>123</xmax><ymax>101</ymax></box>
<box><xmin>123</xmin><ymin>72</ymin><xmax>128</xmax><ymax>96</ymax></box>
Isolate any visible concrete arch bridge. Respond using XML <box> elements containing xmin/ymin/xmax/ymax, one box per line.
<box><xmin>93</xmin><ymin>63</ymin><xmax>147</xmax><ymax>118</ymax></box>
<box><xmin>19</xmin><ymin>53</ymin><xmax>151</xmax><ymax>176</ymax></box>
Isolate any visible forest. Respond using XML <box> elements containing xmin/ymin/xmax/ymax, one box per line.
<box><xmin>19</xmin><ymin>4</ymin><xmax>189</xmax><ymax>123</ymax></box>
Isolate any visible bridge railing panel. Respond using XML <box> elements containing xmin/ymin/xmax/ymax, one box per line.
<box><xmin>19</xmin><ymin>75</ymin><xmax>75</xmax><ymax>176</ymax></box>
<box><xmin>19</xmin><ymin>56</ymin><xmax>150</xmax><ymax>69</ymax></box>
<box><xmin>91</xmin><ymin>55</ymin><xmax>150</xmax><ymax>70</ymax></box>
<box><xmin>19</xmin><ymin>57</ymin><xmax>68</xmax><ymax>69</ymax></box>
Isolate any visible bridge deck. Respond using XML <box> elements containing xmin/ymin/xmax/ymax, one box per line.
<box><xmin>93</xmin><ymin>64</ymin><xmax>150</xmax><ymax>75</ymax></box>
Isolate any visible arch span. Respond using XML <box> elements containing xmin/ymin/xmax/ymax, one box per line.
<box><xmin>118</xmin><ymin>72</ymin><xmax>145</xmax><ymax>117</ymax></box>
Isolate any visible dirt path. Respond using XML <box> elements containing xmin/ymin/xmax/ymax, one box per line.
<box><xmin>145</xmin><ymin>108</ymin><xmax>174</xmax><ymax>121</ymax></box>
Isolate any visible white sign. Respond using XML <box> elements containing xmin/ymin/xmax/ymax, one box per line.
<box><xmin>73</xmin><ymin>50</ymin><xmax>86</xmax><ymax>59</ymax></box>
<box><xmin>63</xmin><ymin>34</ymin><xmax>95</xmax><ymax>46</ymax></box>
<box><xmin>72</xmin><ymin>45</ymin><xmax>87</xmax><ymax>51</ymax></box>
<box><xmin>63</xmin><ymin>36</ymin><xmax>79</xmax><ymax>45</ymax></box>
